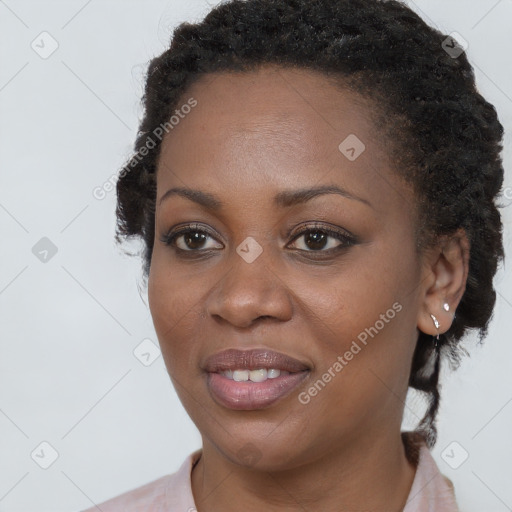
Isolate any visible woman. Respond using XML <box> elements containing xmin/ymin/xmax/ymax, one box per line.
<box><xmin>85</xmin><ymin>0</ymin><xmax>505</xmax><ymax>510</ymax></box>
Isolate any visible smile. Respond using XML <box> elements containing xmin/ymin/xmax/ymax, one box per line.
<box><xmin>221</xmin><ymin>368</ymin><xmax>289</xmax><ymax>382</ymax></box>
<box><xmin>203</xmin><ymin>348</ymin><xmax>311</xmax><ymax>410</ymax></box>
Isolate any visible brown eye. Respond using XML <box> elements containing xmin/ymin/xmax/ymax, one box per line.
<box><xmin>178</xmin><ymin>231</ymin><xmax>210</xmax><ymax>250</ymax></box>
<box><xmin>161</xmin><ymin>224</ymin><xmax>223</xmax><ymax>252</ymax></box>
<box><xmin>288</xmin><ymin>226</ymin><xmax>355</xmax><ymax>252</ymax></box>
<box><xmin>302</xmin><ymin>231</ymin><xmax>329</xmax><ymax>250</ymax></box>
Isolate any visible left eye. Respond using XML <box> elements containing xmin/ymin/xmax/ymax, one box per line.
<box><xmin>287</xmin><ymin>228</ymin><xmax>354</xmax><ymax>252</ymax></box>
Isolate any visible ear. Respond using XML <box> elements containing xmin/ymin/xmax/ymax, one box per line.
<box><xmin>417</xmin><ymin>228</ymin><xmax>470</xmax><ymax>336</ymax></box>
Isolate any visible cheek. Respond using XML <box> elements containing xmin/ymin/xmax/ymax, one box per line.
<box><xmin>294</xmin><ymin>243</ymin><xmax>420</xmax><ymax>400</ymax></box>
<box><xmin>147</xmin><ymin>257</ymin><xmax>205</xmax><ymax>368</ymax></box>
<box><xmin>294</xmin><ymin>244</ymin><xmax>414</xmax><ymax>341</ymax></box>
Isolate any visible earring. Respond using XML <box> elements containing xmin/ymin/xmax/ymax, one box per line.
<box><xmin>443</xmin><ymin>302</ymin><xmax>450</xmax><ymax>312</ymax></box>
<box><xmin>430</xmin><ymin>313</ymin><xmax>440</xmax><ymax>351</ymax></box>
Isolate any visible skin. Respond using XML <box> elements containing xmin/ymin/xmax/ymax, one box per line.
<box><xmin>147</xmin><ymin>65</ymin><xmax>469</xmax><ymax>511</ymax></box>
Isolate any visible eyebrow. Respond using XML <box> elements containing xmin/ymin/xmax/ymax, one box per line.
<box><xmin>158</xmin><ymin>184</ymin><xmax>372</xmax><ymax>209</ymax></box>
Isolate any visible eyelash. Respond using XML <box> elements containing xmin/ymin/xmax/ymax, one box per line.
<box><xmin>160</xmin><ymin>222</ymin><xmax>357</xmax><ymax>258</ymax></box>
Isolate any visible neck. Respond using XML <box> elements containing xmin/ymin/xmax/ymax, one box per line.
<box><xmin>191</xmin><ymin>427</ymin><xmax>417</xmax><ymax>512</ymax></box>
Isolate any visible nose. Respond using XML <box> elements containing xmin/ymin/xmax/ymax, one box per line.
<box><xmin>205</xmin><ymin>248</ymin><xmax>293</xmax><ymax>329</ymax></box>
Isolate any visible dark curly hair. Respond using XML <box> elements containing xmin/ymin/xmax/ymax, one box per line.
<box><xmin>115</xmin><ymin>0</ymin><xmax>505</xmax><ymax>448</ymax></box>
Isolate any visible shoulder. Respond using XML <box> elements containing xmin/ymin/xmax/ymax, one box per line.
<box><xmin>81</xmin><ymin>450</ymin><xmax>201</xmax><ymax>512</ymax></box>
<box><xmin>81</xmin><ymin>473</ymin><xmax>171</xmax><ymax>512</ymax></box>
<box><xmin>402</xmin><ymin>431</ymin><xmax>460</xmax><ymax>512</ymax></box>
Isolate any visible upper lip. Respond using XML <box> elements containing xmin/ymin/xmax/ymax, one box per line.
<box><xmin>203</xmin><ymin>348</ymin><xmax>310</xmax><ymax>373</ymax></box>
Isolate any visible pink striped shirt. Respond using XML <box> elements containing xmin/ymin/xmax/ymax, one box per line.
<box><xmin>82</xmin><ymin>432</ymin><xmax>459</xmax><ymax>511</ymax></box>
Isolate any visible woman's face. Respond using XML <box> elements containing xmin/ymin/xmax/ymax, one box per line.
<box><xmin>148</xmin><ymin>65</ymin><xmax>427</xmax><ymax>469</ymax></box>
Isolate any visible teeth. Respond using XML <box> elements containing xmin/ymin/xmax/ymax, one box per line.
<box><xmin>267</xmin><ymin>369</ymin><xmax>281</xmax><ymax>379</ymax></box>
<box><xmin>249</xmin><ymin>369</ymin><xmax>267</xmax><ymax>382</ymax></box>
<box><xmin>222</xmin><ymin>368</ymin><xmax>289</xmax><ymax>382</ymax></box>
<box><xmin>233</xmin><ymin>370</ymin><xmax>249</xmax><ymax>382</ymax></box>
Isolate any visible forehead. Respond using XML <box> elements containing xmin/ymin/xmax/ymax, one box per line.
<box><xmin>161</xmin><ymin>65</ymin><xmax>378</xmax><ymax>156</ymax></box>
<box><xmin>155</xmin><ymin>65</ymin><xmax>411</xmax><ymax>214</ymax></box>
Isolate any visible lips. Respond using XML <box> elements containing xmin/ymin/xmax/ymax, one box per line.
<box><xmin>203</xmin><ymin>348</ymin><xmax>310</xmax><ymax>410</ymax></box>
<box><xmin>204</xmin><ymin>348</ymin><xmax>310</xmax><ymax>373</ymax></box>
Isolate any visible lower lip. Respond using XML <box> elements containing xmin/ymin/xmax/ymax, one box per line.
<box><xmin>207</xmin><ymin>371</ymin><xmax>309</xmax><ymax>410</ymax></box>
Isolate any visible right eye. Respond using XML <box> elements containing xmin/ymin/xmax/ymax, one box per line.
<box><xmin>160</xmin><ymin>223</ymin><xmax>224</xmax><ymax>253</ymax></box>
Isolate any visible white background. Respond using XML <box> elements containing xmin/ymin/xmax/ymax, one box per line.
<box><xmin>1</xmin><ymin>1</ymin><xmax>511</xmax><ymax>511</ymax></box>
